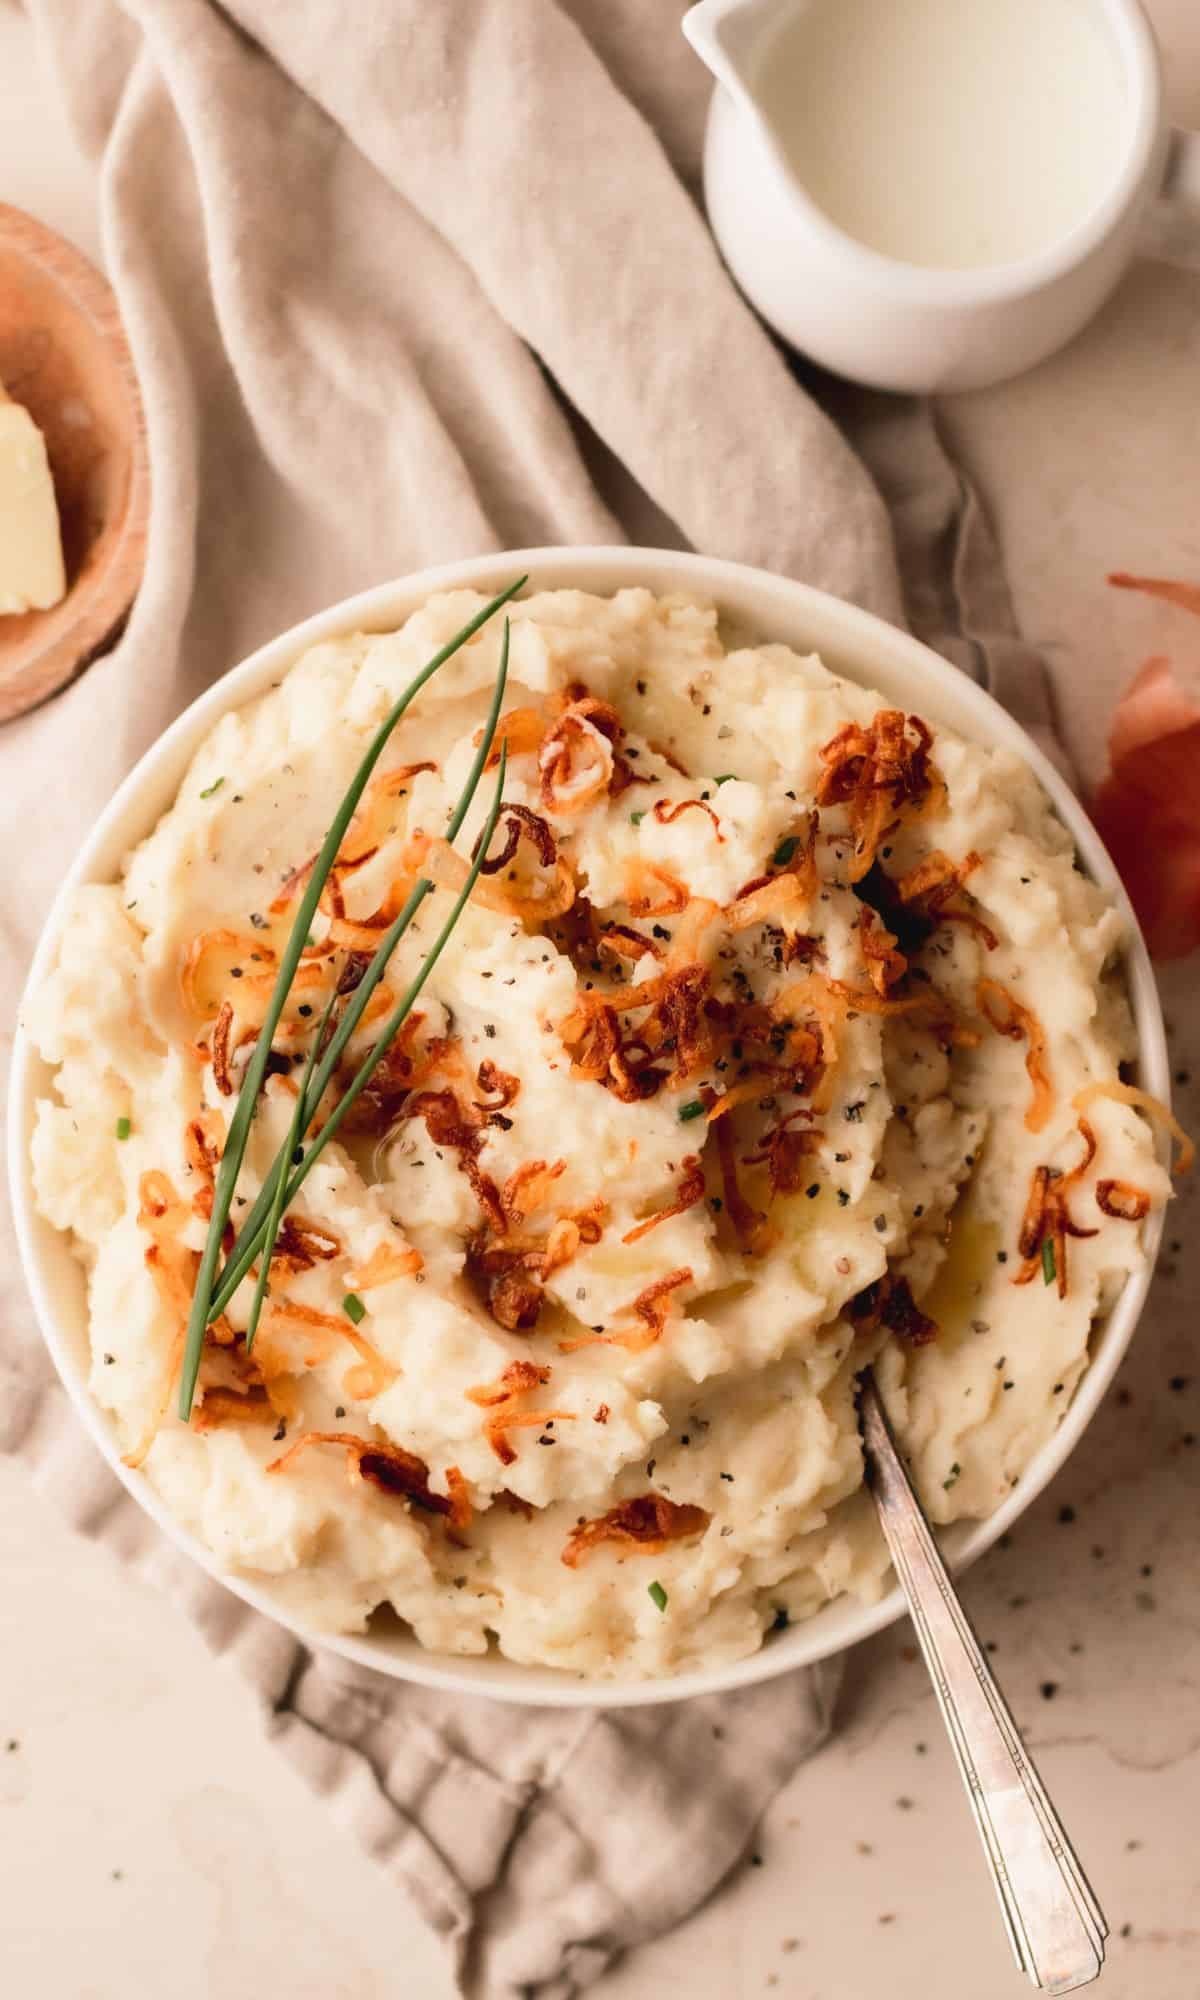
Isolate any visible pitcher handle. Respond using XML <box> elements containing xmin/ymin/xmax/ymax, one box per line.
<box><xmin>1140</xmin><ymin>126</ymin><xmax>1200</xmax><ymax>269</ymax></box>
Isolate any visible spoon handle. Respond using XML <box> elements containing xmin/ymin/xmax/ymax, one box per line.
<box><xmin>858</xmin><ymin>1372</ymin><xmax>1107</xmax><ymax>1994</ymax></box>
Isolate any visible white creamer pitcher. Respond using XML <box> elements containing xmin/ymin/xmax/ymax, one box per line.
<box><xmin>683</xmin><ymin>0</ymin><xmax>1200</xmax><ymax>393</ymax></box>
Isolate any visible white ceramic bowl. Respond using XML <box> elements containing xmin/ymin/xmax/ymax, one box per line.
<box><xmin>9</xmin><ymin>546</ymin><xmax>1169</xmax><ymax>1708</ymax></box>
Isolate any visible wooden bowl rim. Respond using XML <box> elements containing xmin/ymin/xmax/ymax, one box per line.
<box><xmin>0</xmin><ymin>203</ymin><xmax>150</xmax><ymax>724</ymax></box>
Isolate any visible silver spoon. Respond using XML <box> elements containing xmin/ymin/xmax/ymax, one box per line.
<box><xmin>858</xmin><ymin>1369</ymin><xmax>1107</xmax><ymax>1993</ymax></box>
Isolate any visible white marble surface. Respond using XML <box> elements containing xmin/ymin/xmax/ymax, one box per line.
<box><xmin>4</xmin><ymin>6</ymin><xmax>1200</xmax><ymax>1996</ymax></box>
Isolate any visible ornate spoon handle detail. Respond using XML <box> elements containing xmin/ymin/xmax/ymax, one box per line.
<box><xmin>859</xmin><ymin>1371</ymin><xmax>1107</xmax><ymax>1993</ymax></box>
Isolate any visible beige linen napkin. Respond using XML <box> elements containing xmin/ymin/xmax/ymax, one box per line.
<box><xmin>3</xmin><ymin>3</ymin><xmax>1055</xmax><ymax>1994</ymax></box>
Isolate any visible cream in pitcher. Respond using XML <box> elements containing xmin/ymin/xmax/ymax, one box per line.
<box><xmin>755</xmin><ymin>0</ymin><xmax>1129</xmax><ymax>270</ymax></box>
<box><xmin>684</xmin><ymin>0</ymin><xmax>1200</xmax><ymax>392</ymax></box>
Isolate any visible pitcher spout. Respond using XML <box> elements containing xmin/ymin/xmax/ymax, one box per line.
<box><xmin>681</xmin><ymin>0</ymin><xmax>777</xmax><ymax>117</ymax></box>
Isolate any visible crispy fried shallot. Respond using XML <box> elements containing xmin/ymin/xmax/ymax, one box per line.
<box><xmin>977</xmin><ymin>979</ymin><xmax>1052</xmax><ymax>1133</ymax></box>
<box><xmin>540</xmin><ymin>1198</ymin><xmax>607</xmax><ymax>1280</ymax></box>
<box><xmin>345</xmin><ymin>1241</ymin><xmax>424</xmax><ymax>1288</ymax></box>
<box><xmin>743</xmin><ymin>1109</ymin><xmax>824</xmax><ymax>1197</ymax></box>
<box><xmin>270</xmin><ymin>763</ymin><xmax>436</xmax><ymax>910</ymax></box>
<box><xmin>468</xmin><ymin>1256</ymin><xmax>544</xmax><ymax>1336</ymax></box>
<box><xmin>858</xmin><ymin>905</ymin><xmax>908</xmax><ymax>995</ymax></box>
<box><xmin>270</xmin><ymin>1216</ymin><xmax>342</xmax><ymax>1273</ymax></box>
<box><xmin>404</xmin><ymin>1087</ymin><xmax>506</xmax><ymax>1233</ymax></box>
<box><xmin>210</xmin><ymin>999</ymin><xmax>236</xmax><ymax>1096</ymax></box>
<box><xmin>600</xmin><ymin>922</ymin><xmax>664</xmax><ymax>964</ymax></box>
<box><xmin>725</xmin><ymin>871</ymin><xmax>811</xmax><ymax>936</ymax></box>
<box><xmin>539</xmin><ymin>694</ymin><xmax>622</xmax><ymax>813</ymax></box>
<box><xmin>475</xmin><ymin>1058</ymin><xmax>521</xmax><ymax>1113</ymax></box>
<box><xmin>414</xmin><ymin>828</ymin><xmax>577</xmax><ymax>923</ymax></box>
<box><xmin>267</xmin><ymin>1431</ymin><xmax>471</xmax><ymax>1529</ymax></box>
<box><xmin>467</xmin><ymin>1170</ymin><xmax>607</xmax><ymax>1328</ymax></box>
<box><xmin>561</xmin><ymin>1493</ymin><xmax>710</xmax><ymax>1569</ymax></box>
<box><xmin>184</xmin><ymin>1111</ymin><xmax>227</xmax><ymax>1225</ymax></box>
<box><xmin>896</xmin><ymin>848</ymin><xmax>998</xmax><ymax>949</ymax></box>
<box><xmin>560</xmin><ymin>1267</ymin><xmax>694</xmax><ymax>1354</ymax></box>
<box><xmin>260</xmin><ymin>1297</ymin><xmax>398</xmax><ymax>1400</ymax></box>
<box><xmin>623</xmin><ymin>861</ymin><xmax>690</xmax><ymax>917</ymax></box>
<box><xmin>184</xmin><ymin>929</ymin><xmax>330</xmax><ymax>1027</ymax></box>
<box><xmin>192</xmin><ymin>1386</ymin><xmax>276</xmax><ymax>1431</ymax></box>
<box><xmin>714</xmin><ymin>1112</ymin><xmax>772</xmax><ymax>1252</ymax></box>
<box><xmin>847</xmin><ymin>1271</ymin><xmax>938</xmax><ymax>1347</ymax></box>
<box><xmin>480</xmin><ymin>706</ymin><xmax>546</xmax><ymax>770</ymax></box>
<box><xmin>651</xmin><ymin>797</ymin><xmax>724</xmax><ymax>841</ymax></box>
<box><xmin>622</xmin><ymin>1156</ymin><xmax>706</xmax><ymax>1243</ymax></box>
<box><xmin>476</xmin><ymin>803</ymin><xmax>558</xmax><ymax>874</ymax></box>
<box><xmin>557</xmin><ymin>1000</ymin><xmax>653</xmax><ymax>1103</ymax></box>
<box><xmin>184</xmin><ymin>1114</ymin><xmax>222</xmax><ymax>1180</ymax></box>
<box><xmin>817</xmin><ymin>709</ymin><xmax>938</xmax><ymax>881</ymax></box>
<box><xmin>335</xmin><ymin>1015</ymin><xmax>453</xmax><ymax>1138</ymax></box>
<box><xmin>728</xmin><ymin>813</ymin><xmax>819</xmax><ymax>937</ymax></box>
<box><xmin>466</xmin><ymin>1361</ymin><xmax>575</xmax><ymax>1466</ymax></box>
<box><xmin>1012</xmin><ymin>1119</ymin><xmax>1099</xmax><ymax>1298</ymax></box>
<box><xmin>502</xmin><ymin>1158</ymin><xmax>567</xmax><ymax>1222</ymax></box>
<box><xmin>558</xmin><ymin>962</ymin><xmax>713</xmax><ymax>1102</ymax></box>
<box><xmin>1072</xmin><ymin>1081</ymin><xmax>1194</xmax><ymax>1174</ymax></box>
<box><xmin>1096</xmin><ymin>1179</ymin><xmax>1151</xmax><ymax>1221</ymax></box>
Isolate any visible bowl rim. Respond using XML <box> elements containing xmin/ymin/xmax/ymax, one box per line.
<box><xmin>8</xmin><ymin>544</ymin><xmax>1168</xmax><ymax>1708</ymax></box>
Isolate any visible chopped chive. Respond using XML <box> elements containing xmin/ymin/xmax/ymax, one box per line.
<box><xmin>115</xmin><ymin>1116</ymin><xmax>131</xmax><ymax>1141</ymax></box>
<box><xmin>943</xmin><ymin>1462</ymin><xmax>961</xmax><ymax>1490</ymax></box>
<box><xmin>630</xmin><ymin>810</ymin><xmax>645</xmax><ymax>826</ymax></box>
<box><xmin>772</xmin><ymin>835</ymin><xmax>799</xmax><ymax>868</ymax></box>
<box><xmin>208</xmin><ymin>745</ymin><xmax>511</xmax><ymax>1322</ymax></box>
<box><xmin>648</xmin><ymin>1580</ymin><xmax>668</xmax><ymax>1613</ymax></box>
<box><xmin>343</xmin><ymin>1293</ymin><xmax>367</xmax><ymax>1326</ymax></box>
<box><xmin>242</xmin><ymin>979</ymin><xmax>341</xmax><ymax>1357</ymax></box>
<box><xmin>210</xmin><ymin>719</ymin><xmax>507</xmax><ymax>1325</ymax></box>
<box><xmin>1041</xmin><ymin>1238</ymin><xmax>1056</xmax><ymax>1286</ymax></box>
<box><xmin>713</xmin><ymin>773</ymin><xmax>737</xmax><ymax>786</ymax></box>
<box><xmin>678</xmin><ymin>1099</ymin><xmax>704</xmax><ymax>1122</ymax></box>
<box><xmin>199</xmin><ymin>777</ymin><xmax>225</xmax><ymax>799</ymax></box>
<box><xmin>178</xmin><ymin>579</ymin><xmax>524</xmax><ymax>1419</ymax></box>
<box><xmin>213</xmin><ymin>620</ymin><xmax>516</xmax><ymax>1321</ymax></box>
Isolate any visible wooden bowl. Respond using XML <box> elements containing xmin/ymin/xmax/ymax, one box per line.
<box><xmin>0</xmin><ymin>205</ymin><xmax>149</xmax><ymax>723</ymax></box>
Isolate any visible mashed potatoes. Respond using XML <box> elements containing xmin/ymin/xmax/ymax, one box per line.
<box><xmin>27</xmin><ymin>587</ymin><xmax>1172</xmax><ymax>1678</ymax></box>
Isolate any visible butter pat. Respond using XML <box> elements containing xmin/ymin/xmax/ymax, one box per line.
<box><xmin>0</xmin><ymin>385</ymin><xmax>66</xmax><ymax>615</ymax></box>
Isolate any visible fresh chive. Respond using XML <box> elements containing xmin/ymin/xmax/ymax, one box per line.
<box><xmin>343</xmin><ymin>1293</ymin><xmax>367</xmax><ymax>1326</ymax></box>
<box><xmin>772</xmin><ymin>835</ymin><xmax>799</xmax><ymax>868</ymax></box>
<box><xmin>178</xmin><ymin>580</ymin><xmax>524</xmax><ymax>1420</ymax></box>
<box><xmin>713</xmin><ymin>773</ymin><xmax>737</xmax><ymax>786</ymax></box>
<box><xmin>630</xmin><ymin>810</ymin><xmax>645</xmax><ymax>826</ymax></box>
<box><xmin>208</xmin><ymin>748</ymin><xmax>510</xmax><ymax>1317</ymax></box>
<box><xmin>678</xmin><ymin>1099</ymin><xmax>704</xmax><ymax>1122</ymax></box>
<box><xmin>648</xmin><ymin>1580</ymin><xmax>668</xmax><ymax>1613</ymax></box>
<box><xmin>943</xmin><ymin>1463</ymin><xmax>961</xmax><ymax>1490</ymax></box>
<box><xmin>212</xmin><ymin>624</ymin><xmax>514</xmax><ymax>1299</ymax></box>
<box><xmin>199</xmin><ymin>777</ymin><xmax>225</xmax><ymax>800</ymax></box>
<box><xmin>242</xmin><ymin>979</ymin><xmax>341</xmax><ymax>1357</ymax></box>
<box><xmin>207</xmin><ymin>625</ymin><xmax>513</xmax><ymax>1325</ymax></box>
<box><xmin>115</xmin><ymin>1116</ymin><xmax>132</xmax><ymax>1141</ymax></box>
<box><xmin>1041</xmin><ymin>1238</ymin><xmax>1056</xmax><ymax>1286</ymax></box>
<box><xmin>232</xmin><ymin>600</ymin><xmax>512</xmax><ymax>1336</ymax></box>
